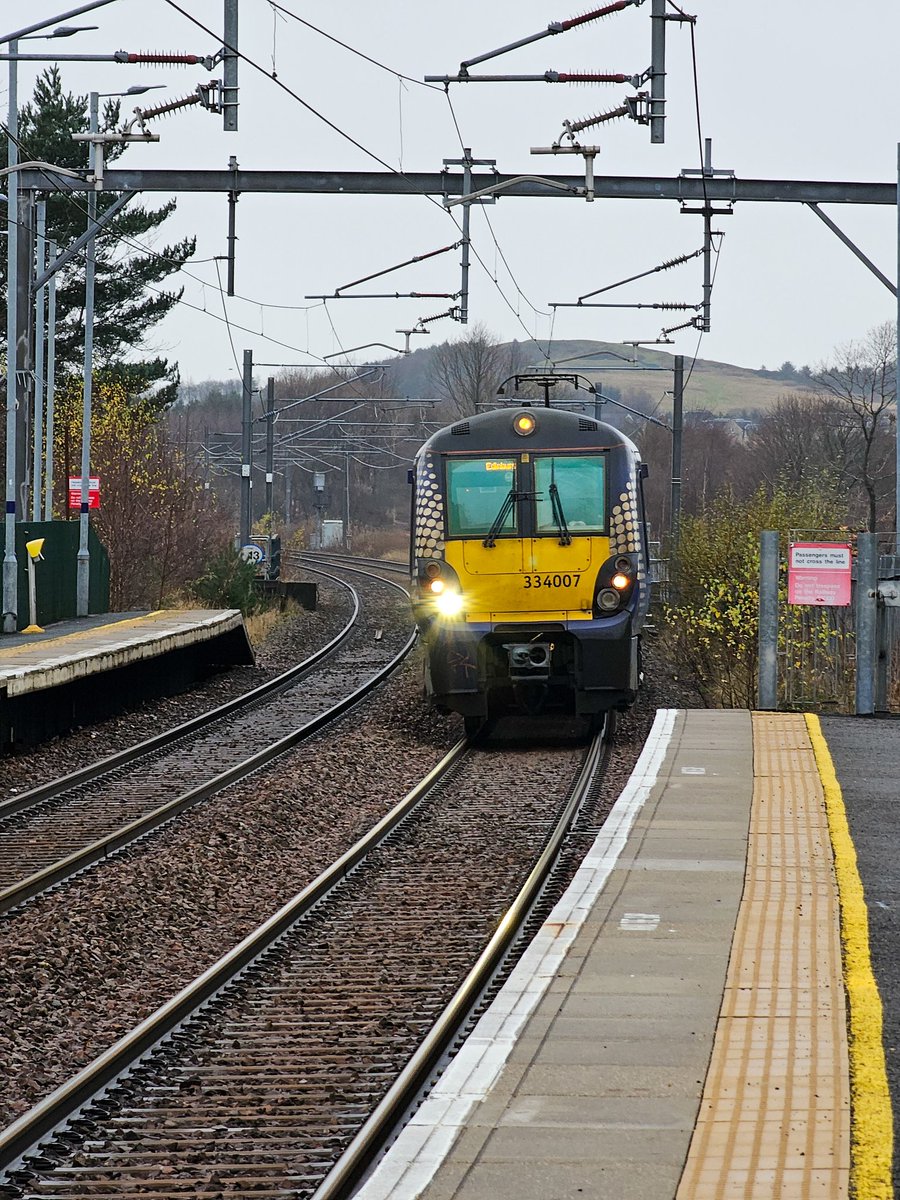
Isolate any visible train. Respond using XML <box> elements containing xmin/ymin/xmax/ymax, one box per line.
<box><xmin>409</xmin><ymin>404</ymin><xmax>651</xmax><ymax>733</ymax></box>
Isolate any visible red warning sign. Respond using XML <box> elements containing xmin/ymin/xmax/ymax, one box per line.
<box><xmin>68</xmin><ymin>476</ymin><xmax>101</xmax><ymax>510</ymax></box>
<box><xmin>788</xmin><ymin>542</ymin><xmax>852</xmax><ymax>606</ymax></box>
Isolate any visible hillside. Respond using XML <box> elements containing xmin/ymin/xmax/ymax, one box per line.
<box><xmin>383</xmin><ymin>339</ymin><xmax>814</xmax><ymax>415</ymax></box>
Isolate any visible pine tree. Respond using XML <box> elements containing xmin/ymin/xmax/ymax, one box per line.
<box><xmin>1</xmin><ymin>67</ymin><xmax>196</xmax><ymax>407</ymax></box>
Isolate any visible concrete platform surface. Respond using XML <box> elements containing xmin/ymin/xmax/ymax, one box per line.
<box><xmin>0</xmin><ymin>609</ymin><xmax>246</xmax><ymax>697</ymax></box>
<box><xmin>355</xmin><ymin>708</ymin><xmax>871</xmax><ymax>1200</ymax></box>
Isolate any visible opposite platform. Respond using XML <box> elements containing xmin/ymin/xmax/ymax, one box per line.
<box><xmin>357</xmin><ymin>709</ymin><xmax>870</xmax><ymax>1200</ymax></box>
<box><xmin>0</xmin><ymin>610</ymin><xmax>253</xmax><ymax>750</ymax></box>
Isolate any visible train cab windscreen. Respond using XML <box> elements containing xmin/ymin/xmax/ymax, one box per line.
<box><xmin>446</xmin><ymin>457</ymin><xmax>517</xmax><ymax>537</ymax></box>
<box><xmin>533</xmin><ymin>455</ymin><xmax>606</xmax><ymax>535</ymax></box>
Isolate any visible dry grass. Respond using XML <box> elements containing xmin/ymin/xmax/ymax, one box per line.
<box><xmin>605</xmin><ymin>363</ymin><xmax>816</xmax><ymax>415</ymax></box>
<box><xmin>350</xmin><ymin>527</ymin><xmax>409</xmax><ymax>560</ymax></box>
<box><xmin>244</xmin><ymin>605</ymin><xmax>287</xmax><ymax>649</ymax></box>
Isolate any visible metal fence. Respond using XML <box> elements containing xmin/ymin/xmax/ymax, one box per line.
<box><xmin>778</xmin><ymin>529</ymin><xmax>898</xmax><ymax>714</ymax></box>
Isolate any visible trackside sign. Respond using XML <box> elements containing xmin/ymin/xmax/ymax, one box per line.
<box><xmin>68</xmin><ymin>476</ymin><xmax>101</xmax><ymax>510</ymax></box>
<box><xmin>788</xmin><ymin>542</ymin><xmax>852</xmax><ymax>606</ymax></box>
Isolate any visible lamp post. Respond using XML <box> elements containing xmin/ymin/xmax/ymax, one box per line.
<box><xmin>76</xmin><ymin>83</ymin><xmax>161</xmax><ymax>615</ymax></box>
<box><xmin>2</xmin><ymin>39</ymin><xmax>18</xmax><ymax>631</ymax></box>
<box><xmin>32</xmin><ymin>198</ymin><xmax>46</xmax><ymax>521</ymax></box>
<box><xmin>2</xmin><ymin>22</ymin><xmax>96</xmax><ymax>632</ymax></box>
<box><xmin>42</xmin><ymin>237</ymin><xmax>56</xmax><ymax>521</ymax></box>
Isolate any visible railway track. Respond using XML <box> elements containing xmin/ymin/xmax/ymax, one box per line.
<box><xmin>0</xmin><ymin>567</ymin><xmax>413</xmax><ymax>916</ymax></box>
<box><xmin>0</xmin><ymin>720</ymin><xmax>615</xmax><ymax>1200</ymax></box>
<box><xmin>293</xmin><ymin>550</ymin><xmax>408</xmax><ymax>580</ymax></box>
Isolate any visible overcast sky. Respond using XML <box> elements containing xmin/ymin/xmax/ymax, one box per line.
<box><xmin>5</xmin><ymin>0</ymin><xmax>900</xmax><ymax>387</ymax></box>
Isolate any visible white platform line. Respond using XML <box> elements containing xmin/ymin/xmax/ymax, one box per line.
<box><xmin>356</xmin><ymin>707</ymin><xmax>679</xmax><ymax>1200</ymax></box>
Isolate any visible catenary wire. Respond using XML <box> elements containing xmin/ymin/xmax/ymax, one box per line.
<box><xmin>11</xmin><ymin>6</ymin><xmax>560</xmax><ymax>372</ymax></box>
<box><xmin>213</xmin><ymin>256</ymin><xmax>242</xmax><ymax>376</ymax></box>
<box><xmin>5</xmin><ymin>122</ymin><xmax>357</xmax><ymax>367</ymax></box>
<box><xmin>164</xmin><ymin>0</ymin><xmax>560</xmax><ymax>359</ymax></box>
<box><xmin>3</xmin><ymin>119</ymin><xmax>329</xmax><ymax>316</ymax></box>
<box><xmin>161</xmin><ymin>0</ymin><xmax>451</xmax><ymax>218</ymax></box>
<box><xmin>265</xmin><ymin>2</ymin><xmax>444</xmax><ymax>91</ymax></box>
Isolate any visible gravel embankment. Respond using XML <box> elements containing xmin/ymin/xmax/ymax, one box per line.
<box><xmin>0</xmin><ymin>612</ymin><xmax>698</xmax><ymax>1131</ymax></box>
<box><xmin>0</xmin><ymin>654</ymin><xmax>458</xmax><ymax>1129</ymax></box>
<box><xmin>1</xmin><ymin>580</ymin><xmax>351</xmax><ymax>801</ymax></box>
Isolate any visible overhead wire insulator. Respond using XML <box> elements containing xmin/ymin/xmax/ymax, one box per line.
<box><xmin>576</xmin><ymin>247</ymin><xmax>705</xmax><ymax>303</ymax></box>
<box><xmin>556</xmin><ymin>71</ymin><xmax>636</xmax><ymax>84</ymax></box>
<box><xmin>136</xmin><ymin>93</ymin><xmax>202</xmax><ymax>121</ymax></box>
<box><xmin>559</xmin><ymin>0</ymin><xmax>642</xmax><ymax>31</ymax></box>
<box><xmin>458</xmin><ymin>0</ymin><xmax>640</xmax><ymax>72</ymax></box>
<box><xmin>114</xmin><ymin>51</ymin><xmax>207</xmax><ymax>65</ymax></box>
<box><xmin>416</xmin><ymin>306</ymin><xmax>459</xmax><ymax>328</ymax></box>
<box><xmin>661</xmin><ymin>317</ymin><xmax>703</xmax><ymax>337</ymax></box>
<box><xmin>565</xmin><ymin>103</ymin><xmax>629</xmax><ymax>134</ymax></box>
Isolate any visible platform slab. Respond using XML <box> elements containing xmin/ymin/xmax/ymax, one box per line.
<box><xmin>356</xmin><ymin>707</ymin><xmax>859</xmax><ymax>1200</ymax></box>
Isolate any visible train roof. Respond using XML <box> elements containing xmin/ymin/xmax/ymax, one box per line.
<box><xmin>418</xmin><ymin>405</ymin><xmax>641</xmax><ymax>457</ymax></box>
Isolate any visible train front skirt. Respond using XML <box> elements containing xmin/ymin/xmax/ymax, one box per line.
<box><xmin>421</xmin><ymin>611</ymin><xmax>640</xmax><ymax>718</ymax></box>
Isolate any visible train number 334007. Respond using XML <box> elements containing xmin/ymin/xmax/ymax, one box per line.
<box><xmin>523</xmin><ymin>573</ymin><xmax>580</xmax><ymax>589</ymax></box>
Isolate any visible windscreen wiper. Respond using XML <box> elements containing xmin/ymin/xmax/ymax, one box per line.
<box><xmin>483</xmin><ymin>489</ymin><xmax>518</xmax><ymax>548</ymax></box>
<box><xmin>548</xmin><ymin>460</ymin><xmax>572</xmax><ymax>546</ymax></box>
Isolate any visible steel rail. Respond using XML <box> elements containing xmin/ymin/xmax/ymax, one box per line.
<box><xmin>0</xmin><ymin>737</ymin><xmax>469</xmax><ymax>1175</ymax></box>
<box><xmin>0</xmin><ymin>568</ymin><xmax>415</xmax><ymax>915</ymax></box>
<box><xmin>294</xmin><ymin>551</ymin><xmax>408</xmax><ymax>574</ymax></box>
<box><xmin>311</xmin><ymin>715</ymin><xmax>613</xmax><ymax>1199</ymax></box>
<box><xmin>0</xmin><ymin>567</ymin><xmax>360</xmax><ymax>824</ymax></box>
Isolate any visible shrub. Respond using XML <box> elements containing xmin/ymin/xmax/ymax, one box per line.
<box><xmin>663</xmin><ymin>484</ymin><xmax>847</xmax><ymax>707</ymax></box>
<box><xmin>190</xmin><ymin>546</ymin><xmax>264</xmax><ymax>615</ymax></box>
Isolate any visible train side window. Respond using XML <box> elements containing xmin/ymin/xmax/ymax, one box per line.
<box><xmin>446</xmin><ymin>457</ymin><xmax>518</xmax><ymax>537</ymax></box>
<box><xmin>533</xmin><ymin>455</ymin><xmax>606</xmax><ymax>534</ymax></box>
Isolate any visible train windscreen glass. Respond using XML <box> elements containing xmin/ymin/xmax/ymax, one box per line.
<box><xmin>533</xmin><ymin>455</ymin><xmax>606</xmax><ymax>534</ymax></box>
<box><xmin>446</xmin><ymin>458</ymin><xmax>517</xmax><ymax>536</ymax></box>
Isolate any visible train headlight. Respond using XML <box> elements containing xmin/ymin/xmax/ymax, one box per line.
<box><xmin>513</xmin><ymin>412</ymin><xmax>536</xmax><ymax>437</ymax></box>
<box><xmin>597</xmin><ymin>588</ymin><xmax>620</xmax><ymax>612</ymax></box>
<box><xmin>611</xmin><ymin>572</ymin><xmax>630</xmax><ymax>591</ymax></box>
<box><xmin>435</xmin><ymin>590</ymin><xmax>464</xmax><ymax>617</ymax></box>
<box><xmin>429</xmin><ymin>578</ymin><xmax>446</xmax><ymax>594</ymax></box>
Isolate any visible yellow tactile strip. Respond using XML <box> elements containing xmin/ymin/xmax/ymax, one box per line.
<box><xmin>676</xmin><ymin>712</ymin><xmax>850</xmax><ymax>1199</ymax></box>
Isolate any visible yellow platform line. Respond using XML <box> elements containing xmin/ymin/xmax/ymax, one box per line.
<box><xmin>805</xmin><ymin>713</ymin><xmax>893</xmax><ymax>1200</ymax></box>
<box><xmin>0</xmin><ymin>610</ymin><xmax>169</xmax><ymax>655</ymax></box>
<box><xmin>677</xmin><ymin>712</ymin><xmax>851</xmax><ymax>1199</ymax></box>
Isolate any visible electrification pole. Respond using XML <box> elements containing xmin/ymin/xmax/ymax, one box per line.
<box><xmin>649</xmin><ymin>0</ymin><xmax>666</xmax><ymax>144</ymax></box>
<box><xmin>76</xmin><ymin>91</ymin><xmax>100</xmax><ymax>616</ymax></box>
<box><xmin>43</xmin><ymin>238</ymin><xmax>57</xmax><ymax>522</ymax></box>
<box><xmin>32</xmin><ymin>199</ymin><xmax>46</xmax><ymax>521</ymax></box>
<box><xmin>240</xmin><ymin>348</ymin><xmax>253</xmax><ymax>545</ymax></box>
<box><xmin>670</xmin><ymin>354</ymin><xmax>684</xmax><ymax>542</ymax></box>
<box><xmin>265</xmin><ymin>376</ymin><xmax>275</xmax><ymax>520</ymax></box>
<box><xmin>2</xmin><ymin>38</ymin><xmax>18</xmax><ymax>631</ymax></box>
<box><xmin>222</xmin><ymin>0</ymin><xmax>238</xmax><ymax>131</ymax></box>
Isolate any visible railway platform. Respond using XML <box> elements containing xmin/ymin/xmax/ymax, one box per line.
<box><xmin>0</xmin><ymin>609</ymin><xmax>253</xmax><ymax>750</ymax></box>
<box><xmin>358</xmin><ymin>707</ymin><xmax>894</xmax><ymax>1200</ymax></box>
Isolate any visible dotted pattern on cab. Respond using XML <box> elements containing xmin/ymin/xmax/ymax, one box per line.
<box><xmin>610</xmin><ymin>472</ymin><xmax>640</xmax><ymax>555</ymax></box>
<box><xmin>414</xmin><ymin>454</ymin><xmax>445</xmax><ymax>560</ymax></box>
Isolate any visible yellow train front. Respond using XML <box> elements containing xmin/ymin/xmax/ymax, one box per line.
<box><xmin>410</xmin><ymin>406</ymin><xmax>650</xmax><ymax>731</ymax></box>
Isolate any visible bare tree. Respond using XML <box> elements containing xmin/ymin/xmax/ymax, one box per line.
<box><xmin>428</xmin><ymin>323</ymin><xmax>525</xmax><ymax>418</ymax></box>
<box><xmin>681</xmin><ymin>416</ymin><xmax>749</xmax><ymax>518</ymax></box>
<box><xmin>814</xmin><ymin>322</ymin><xmax>896</xmax><ymax>531</ymax></box>
<box><xmin>748</xmin><ymin>392</ymin><xmax>845</xmax><ymax>491</ymax></box>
